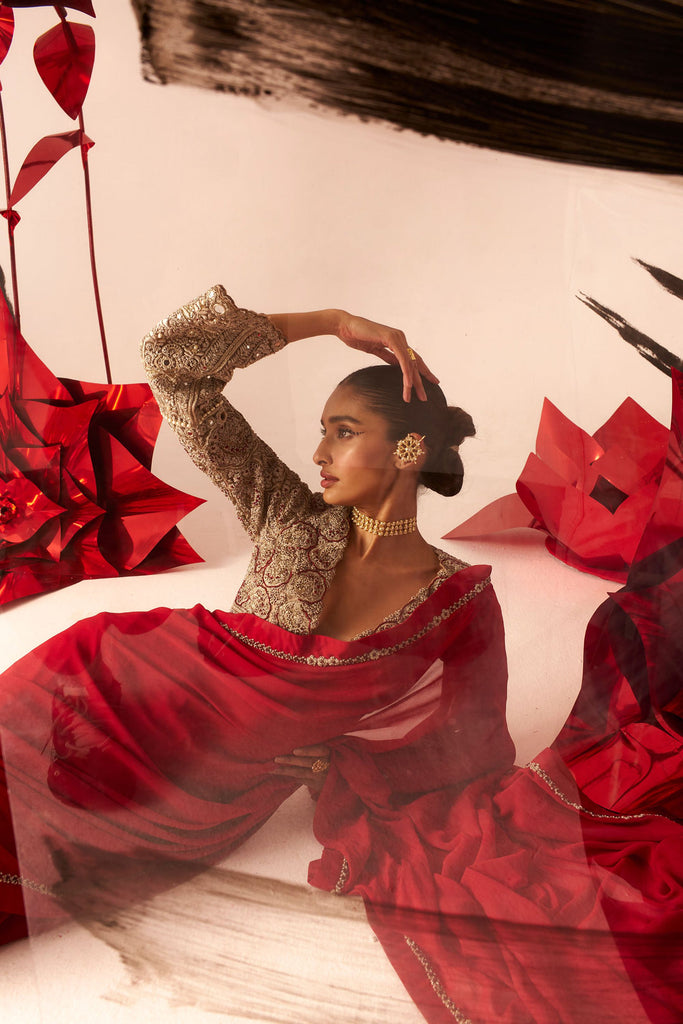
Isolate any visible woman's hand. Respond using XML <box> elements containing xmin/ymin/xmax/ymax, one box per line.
<box><xmin>272</xmin><ymin>744</ymin><xmax>331</xmax><ymax>792</ymax></box>
<box><xmin>337</xmin><ymin>311</ymin><xmax>439</xmax><ymax>403</ymax></box>
<box><xmin>267</xmin><ymin>308</ymin><xmax>439</xmax><ymax>404</ymax></box>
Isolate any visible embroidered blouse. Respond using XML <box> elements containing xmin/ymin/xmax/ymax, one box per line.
<box><xmin>141</xmin><ymin>285</ymin><xmax>466</xmax><ymax>635</ymax></box>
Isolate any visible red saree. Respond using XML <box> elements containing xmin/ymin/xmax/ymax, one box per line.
<box><xmin>1</xmin><ymin>565</ymin><xmax>682</xmax><ymax>1022</ymax></box>
<box><xmin>0</xmin><ymin>566</ymin><xmax>507</xmax><ymax>930</ymax></box>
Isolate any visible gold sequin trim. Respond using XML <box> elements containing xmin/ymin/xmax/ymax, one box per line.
<box><xmin>222</xmin><ymin>577</ymin><xmax>491</xmax><ymax>666</ymax></box>
<box><xmin>332</xmin><ymin>857</ymin><xmax>349</xmax><ymax>895</ymax></box>
<box><xmin>0</xmin><ymin>871</ymin><xmax>54</xmax><ymax>898</ymax></box>
<box><xmin>404</xmin><ymin>936</ymin><xmax>473</xmax><ymax>1024</ymax></box>
<box><xmin>527</xmin><ymin>761</ymin><xmax>670</xmax><ymax>821</ymax></box>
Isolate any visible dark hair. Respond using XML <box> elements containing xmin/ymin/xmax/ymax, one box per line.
<box><xmin>338</xmin><ymin>365</ymin><xmax>475</xmax><ymax>497</ymax></box>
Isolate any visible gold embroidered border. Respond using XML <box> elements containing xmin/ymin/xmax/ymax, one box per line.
<box><xmin>222</xmin><ymin>577</ymin><xmax>491</xmax><ymax>667</ymax></box>
<box><xmin>0</xmin><ymin>871</ymin><xmax>54</xmax><ymax>898</ymax></box>
<box><xmin>527</xmin><ymin>761</ymin><xmax>668</xmax><ymax>821</ymax></box>
<box><xmin>332</xmin><ymin>857</ymin><xmax>349</xmax><ymax>895</ymax></box>
<box><xmin>404</xmin><ymin>936</ymin><xmax>473</xmax><ymax>1024</ymax></box>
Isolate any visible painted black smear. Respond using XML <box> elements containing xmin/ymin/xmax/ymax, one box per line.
<box><xmin>578</xmin><ymin>293</ymin><xmax>683</xmax><ymax>376</ymax></box>
<box><xmin>635</xmin><ymin>260</ymin><xmax>683</xmax><ymax>301</ymax></box>
<box><xmin>130</xmin><ymin>0</ymin><xmax>683</xmax><ymax>172</ymax></box>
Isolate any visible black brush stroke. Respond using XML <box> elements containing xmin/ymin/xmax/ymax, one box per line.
<box><xmin>130</xmin><ymin>0</ymin><xmax>683</xmax><ymax>173</ymax></box>
<box><xmin>634</xmin><ymin>260</ymin><xmax>683</xmax><ymax>301</ymax></box>
<box><xmin>578</xmin><ymin>294</ymin><xmax>683</xmax><ymax>377</ymax></box>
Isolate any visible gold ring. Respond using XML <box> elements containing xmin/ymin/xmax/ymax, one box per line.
<box><xmin>407</xmin><ymin>347</ymin><xmax>417</xmax><ymax>361</ymax></box>
<box><xmin>311</xmin><ymin>758</ymin><xmax>330</xmax><ymax>774</ymax></box>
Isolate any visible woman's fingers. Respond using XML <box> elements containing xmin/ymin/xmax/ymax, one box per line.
<box><xmin>291</xmin><ymin>744</ymin><xmax>330</xmax><ymax>757</ymax></box>
<box><xmin>338</xmin><ymin>314</ymin><xmax>439</xmax><ymax>402</ymax></box>
<box><xmin>271</xmin><ymin>743</ymin><xmax>331</xmax><ymax>781</ymax></box>
<box><xmin>396</xmin><ymin>346</ymin><xmax>426</xmax><ymax>403</ymax></box>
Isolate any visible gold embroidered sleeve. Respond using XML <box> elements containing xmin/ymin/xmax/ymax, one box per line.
<box><xmin>141</xmin><ymin>284</ymin><xmax>315</xmax><ymax>539</ymax></box>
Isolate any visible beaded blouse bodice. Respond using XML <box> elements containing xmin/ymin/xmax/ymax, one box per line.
<box><xmin>141</xmin><ymin>285</ymin><xmax>466</xmax><ymax>635</ymax></box>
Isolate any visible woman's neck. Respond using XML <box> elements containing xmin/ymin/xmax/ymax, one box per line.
<box><xmin>348</xmin><ymin>507</ymin><xmax>434</xmax><ymax>563</ymax></box>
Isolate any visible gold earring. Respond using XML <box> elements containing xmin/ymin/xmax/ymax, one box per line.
<box><xmin>394</xmin><ymin>434</ymin><xmax>425</xmax><ymax>464</ymax></box>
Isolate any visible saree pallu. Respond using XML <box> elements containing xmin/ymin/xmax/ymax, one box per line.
<box><xmin>0</xmin><ymin>566</ymin><xmax>507</xmax><ymax>933</ymax></box>
<box><xmin>1</xmin><ymin>561</ymin><xmax>682</xmax><ymax>1024</ymax></box>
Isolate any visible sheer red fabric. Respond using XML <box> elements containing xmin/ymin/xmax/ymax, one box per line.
<box><xmin>309</xmin><ymin>571</ymin><xmax>683</xmax><ymax>1022</ymax></box>
<box><xmin>1</xmin><ymin>554</ymin><xmax>682</xmax><ymax>1021</ymax></box>
<box><xmin>1</xmin><ymin>371</ymin><xmax>682</xmax><ymax>1023</ymax></box>
<box><xmin>0</xmin><ymin>567</ymin><xmax>502</xmax><ymax>927</ymax></box>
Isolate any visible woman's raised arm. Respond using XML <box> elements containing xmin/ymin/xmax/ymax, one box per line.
<box><xmin>141</xmin><ymin>285</ymin><xmax>316</xmax><ymax>540</ymax></box>
<box><xmin>268</xmin><ymin>309</ymin><xmax>439</xmax><ymax>402</ymax></box>
<box><xmin>141</xmin><ymin>287</ymin><xmax>441</xmax><ymax>538</ymax></box>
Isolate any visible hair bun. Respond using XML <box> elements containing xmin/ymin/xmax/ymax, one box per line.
<box><xmin>337</xmin><ymin>364</ymin><xmax>475</xmax><ymax>498</ymax></box>
<box><xmin>445</xmin><ymin>406</ymin><xmax>476</xmax><ymax>449</ymax></box>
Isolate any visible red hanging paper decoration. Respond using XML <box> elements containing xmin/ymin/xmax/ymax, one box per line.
<box><xmin>0</xmin><ymin>7</ymin><xmax>13</xmax><ymax>63</ymax></box>
<box><xmin>33</xmin><ymin>20</ymin><xmax>94</xmax><ymax>120</ymax></box>
<box><xmin>444</xmin><ymin>392</ymin><xmax>671</xmax><ymax>583</ymax></box>
<box><xmin>7</xmin><ymin>129</ymin><xmax>91</xmax><ymax>206</ymax></box>
<box><xmin>0</xmin><ymin>289</ymin><xmax>204</xmax><ymax>607</ymax></box>
<box><xmin>0</xmin><ymin>2</ymin><xmax>108</xmax><ymax>378</ymax></box>
<box><xmin>4</xmin><ymin>3</ymin><xmax>95</xmax><ymax>14</ymax></box>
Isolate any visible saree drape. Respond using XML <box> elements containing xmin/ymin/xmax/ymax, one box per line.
<box><xmin>0</xmin><ymin>566</ymin><xmax>506</xmax><ymax>930</ymax></box>
<box><xmin>1</xmin><ymin>562</ymin><xmax>682</xmax><ymax>1021</ymax></box>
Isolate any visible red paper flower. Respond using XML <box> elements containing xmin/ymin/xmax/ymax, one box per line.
<box><xmin>444</xmin><ymin>388</ymin><xmax>674</xmax><ymax>583</ymax></box>
<box><xmin>0</xmin><ymin>285</ymin><xmax>204</xmax><ymax>607</ymax></box>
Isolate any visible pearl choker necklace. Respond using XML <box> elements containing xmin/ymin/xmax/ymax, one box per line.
<box><xmin>351</xmin><ymin>507</ymin><xmax>417</xmax><ymax>537</ymax></box>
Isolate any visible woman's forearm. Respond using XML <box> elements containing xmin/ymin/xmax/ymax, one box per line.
<box><xmin>266</xmin><ymin>309</ymin><xmax>345</xmax><ymax>343</ymax></box>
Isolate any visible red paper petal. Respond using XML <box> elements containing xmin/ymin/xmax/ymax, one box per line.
<box><xmin>9</xmin><ymin>130</ymin><xmax>93</xmax><ymax>206</ymax></box>
<box><xmin>61</xmin><ymin>378</ymin><xmax>162</xmax><ymax>469</ymax></box>
<box><xmin>33</xmin><ymin>21</ymin><xmax>94</xmax><ymax>120</ymax></box>
<box><xmin>7</xmin><ymin>444</ymin><xmax>62</xmax><ymax>500</ymax></box>
<box><xmin>93</xmin><ymin>429</ymin><xmax>203</xmax><ymax>570</ymax></box>
<box><xmin>592</xmin><ymin>441</ymin><xmax>663</xmax><ymax>497</ymax></box>
<box><xmin>594</xmin><ymin>397</ymin><xmax>669</xmax><ymax>479</ymax></box>
<box><xmin>0</xmin><ymin>7</ymin><xmax>14</xmax><ymax>67</ymax></box>
<box><xmin>535</xmin><ymin>398</ymin><xmax>604</xmax><ymax>491</ymax></box>
<box><xmin>442</xmin><ymin>493</ymin><xmax>533</xmax><ymax>539</ymax></box>
<box><xmin>16</xmin><ymin>397</ymin><xmax>99</xmax><ymax>499</ymax></box>
<box><xmin>0</xmin><ymin>460</ymin><xmax>63</xmax><ymax>544</ymax></box>
<box><xmin>4</xmin><ymin>2</ymin><xmax>94</xmax><ymax>16</ymax></box>
<box><xmin>130</xmin><ymin>527</ymin><xmax>203</xmax><ymax>574</ymax></box>
<box><xmin>49</xmin><ymin>474</ymin><xmax>103</xmax><ymax>554</ymax></box>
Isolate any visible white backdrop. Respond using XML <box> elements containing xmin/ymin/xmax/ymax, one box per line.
<box><xmin>1</xmin><ymin>5</ymin><xmax>682</xmax><ymax>1022</ymax></box>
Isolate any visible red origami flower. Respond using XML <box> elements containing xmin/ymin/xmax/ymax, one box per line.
<box><xmin>0</xmin><ymin>286</ymin><xmax>204</xmax><ymax>606</ymax></box>
<box><xmin>444</xmin><ymin>382</ymin><xmax>677</xmax><ymax>583</ymax></box>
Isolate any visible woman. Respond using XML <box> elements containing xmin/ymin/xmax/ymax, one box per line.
<box><xmin>0</xmin><ymin>286</ymin><xmax>511</xmax><ymax>927</ymax></box>
<box><xmin>144</xmin><ymin>285</ymin><xmax>493</xmax><ymax>780</ymax></box>
<box><xmin>1</xmin><ymin>287</ymin><xmax>682</xmax><ymax>1023</ymax></box>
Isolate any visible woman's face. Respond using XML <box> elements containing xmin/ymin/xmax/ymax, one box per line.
<box><xmin>313</xmin><ymin>385</ymin><xmax>399</xmax><ymax>510</ymax></box>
